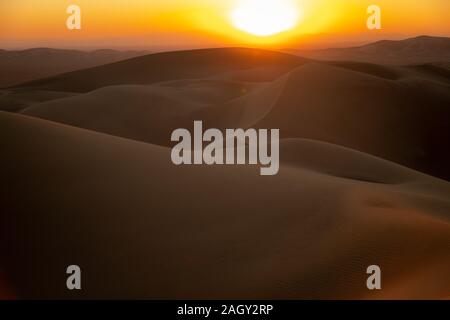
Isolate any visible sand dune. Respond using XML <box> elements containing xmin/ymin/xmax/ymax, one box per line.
<box><xmin>0</xmin><ymin>48</ymin><xmax>149</xmax><ymax>88</ymax></box>
<box><xmin>253</xmin><ymin>62</ymin><xmax>450</xmax><ymax>180</ymax></box>
<box><xmin>15</xmin><ymin>48</ymin><xmax>307</xmax><ymax>93</ymax></box>
<box><xmin>1</xmin><ymin>44</ymin><xmax>450</xmax><ymax>299</ymax></box>
<box><xmin>0</xmin><ymin>90</ymin><xmax>76</xmax><ymax>112</ymax></box>
<box><xmin>20</xmin><ymin>78</ymin><xmax>285</xmax><ymax>145</ymax></box>
<box><xmin>1</xmin><ymin>111</ymin><xmax>449</xmax><ymax>299</ymax></box>
<box><xmin>19</xmin><ymin>49</ymin><xmax>450</xmax><ymax>180</ymax></box>
<box><xmin>289</xmin><ymin>36</ymin><xmax>450</xmax><ymax>65</ymax></box>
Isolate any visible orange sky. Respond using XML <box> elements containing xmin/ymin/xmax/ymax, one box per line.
<box><xmin>1</xmin><ymin>0</ymin><xmax>449</xmax><ymax>50</ymax></box>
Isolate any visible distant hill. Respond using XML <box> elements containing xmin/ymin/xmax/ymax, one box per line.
<box><xmin>0</xmin><ymin>48</ymin><xmax>149</xmax><ymax>87</ymax></box>
<box><xmin>288</xmin><ymin>36</ymin><xmax>450</xmax><ymax>65</ymax></box>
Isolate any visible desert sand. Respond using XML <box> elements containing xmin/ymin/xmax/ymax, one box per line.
<box><xmin>1</xmin><ymin>39</ymin><xmax>449</xmax><ymax>299</ymax></box>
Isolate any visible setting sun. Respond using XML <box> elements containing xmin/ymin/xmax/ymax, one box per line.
<box><xmin>230</xmin><ymin>0</ymin><xmax>300</xmax><ymax>37</ymax></box>
<box><xmin>1</xmin><ymin>0</ymin><xmax>449</xmax><ymax>49</ymax></box>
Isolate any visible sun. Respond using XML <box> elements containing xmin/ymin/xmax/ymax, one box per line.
<box><xmin>230</xmin><ymin>0</ymin><xmax>300</xmax><ymax>37</ymax></box>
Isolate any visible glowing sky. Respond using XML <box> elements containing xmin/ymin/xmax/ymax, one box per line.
<box><xmin>0</xmin><ymin>0</ymin><xmax>449</xmax><ymax>49</ymax></box>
